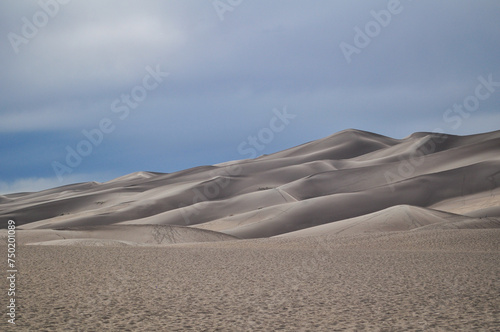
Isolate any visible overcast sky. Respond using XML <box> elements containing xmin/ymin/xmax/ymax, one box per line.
<box><xmin>1</xmin><ymin>0</ymin><xmax>499</xmax><ymax>194</ymax></box>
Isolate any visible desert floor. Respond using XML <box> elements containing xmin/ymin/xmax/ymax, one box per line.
<box><xmin>2</xmin><ymin>229</ymin><xmax>499</xmax><ymax>331</ymax></box>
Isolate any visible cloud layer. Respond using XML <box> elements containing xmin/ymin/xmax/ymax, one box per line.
<box><xmin>1</xmin><ymin>0</ymin><xmax>499</xmax><ymax>193</ymax></box>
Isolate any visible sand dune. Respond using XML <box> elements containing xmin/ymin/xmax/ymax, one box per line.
<box><xmin>1</xmin><ymin>225</ymin><xmax>238</xmax><ymax>247</ymax></box>
<box><xmin>278</xmin><ymin>205</ymin><xmax>499</xmax><ymax>238</ymax></box>
<box><xmin>2</xmin><ymin>129</ymin><xmax>500</xmax><ymax>330</ymax></box>
<box><xmin>465</xmin><ymin>205</ymin><xmax>500</xmax><ymax>218</ymax></box>
<box><xmin>26</xmin><ymin>238</ymin><xmax>142</xmax><ymax>246</ymax></box>
<box><xmin>2</xmin><ymin>129</ymin><xmax>500</xmax><ymax>241</ymax></box>
<box><xmin>430</xmin><ymin>187</ymin><xmax>500</xmax><ymax>215</ymax></box>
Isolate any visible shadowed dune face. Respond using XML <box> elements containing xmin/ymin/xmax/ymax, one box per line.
<box><xmin>1</xmin><ymin>129</ymin><xmax>500</xmax><ymax>243</ymax></box>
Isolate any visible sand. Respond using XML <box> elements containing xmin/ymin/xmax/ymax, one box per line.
<box><xmin>1</xmin><ymin>229</ymin><xmax>499</xmax><ymax>331</ymax></box>
<box><xmin>1</xmin><ymin>129</ymin><xmax>499</xmax><ymax>239</ymax></box>
<box><xmin>1</xmin><ymin>129</ymin><xmax>500</xmax><ymax>330</ymax></box>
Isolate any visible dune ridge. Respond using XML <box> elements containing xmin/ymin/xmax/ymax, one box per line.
<box><xmin>1</xmin><ymin>129</ymin><xmax>500</xmax><ymax>243</ymax></box>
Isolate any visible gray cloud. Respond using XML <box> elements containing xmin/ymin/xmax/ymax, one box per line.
<box><xmin>1</xmin><ymin>0</ymin><xmax>499</xmax><ymax>193</ymax></box>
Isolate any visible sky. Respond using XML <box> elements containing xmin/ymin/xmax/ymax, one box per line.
<box><xmin>1</xmin><ymin>0</ymin><xmax>499</xmax><ymax>194</ymax></box>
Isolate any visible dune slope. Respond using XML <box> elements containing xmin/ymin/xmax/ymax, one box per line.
<box><xmin>1</xmin><ymin>129</ymin><xmax>500</xmax><ymax>241</ymax></box>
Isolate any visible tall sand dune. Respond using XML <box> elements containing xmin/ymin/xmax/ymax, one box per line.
<box><xmin>2</xmin><ymin>129</ymin><xmax>499</xmax><ymax>239</ymax></box>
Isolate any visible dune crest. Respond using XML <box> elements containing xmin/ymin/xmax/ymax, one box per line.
<box><xmin>2</xmin><ymin>129</ymin><xmax>500</xmax><ymax>242</ymax></box>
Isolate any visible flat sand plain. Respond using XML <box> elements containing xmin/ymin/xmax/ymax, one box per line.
<box><xmin>2</xmin><ymin>229</ymin><xmax>499</xmax><ymax>331</ymax></box>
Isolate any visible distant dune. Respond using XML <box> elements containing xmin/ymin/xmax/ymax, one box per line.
<box><xmin>1</xmin><ymin>129</ymin><xmax>500</xmax><ymax>244</ymax></box>
<box><xmin>4</xmin><ymin>225</ymin><xmax>238</xmax><ymax>247</ymax></box>
<box><xmin>278</xmin><ymin>205</ymin><xmax>500</xmax><ymax>238</ymax></box>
